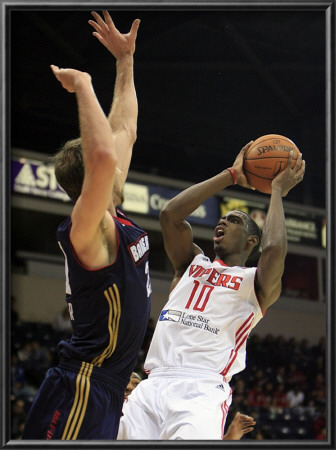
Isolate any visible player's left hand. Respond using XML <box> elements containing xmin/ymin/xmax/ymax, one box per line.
<box><xmin>271</xmin><ymin>150</ymin><xmax>305</xmax><ymax>197</ymax></box>
<box><xmin>89</xmin><ymin>11</ymin><xmax>140</xmax><ymax>59</ymax></box>
<box><xmin>223</xmin><ymin>411</ymin><xmax>256</xmax><ymax>440</ymax></box>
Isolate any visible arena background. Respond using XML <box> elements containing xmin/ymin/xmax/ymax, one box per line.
<box><xmin>10</xmin><ymin>4</ymin><xmax>327</xmax><ymax>336</ymax></box>
<box><xmin>5</xmin><ymin>1</ymin><xmax>334</xmax><ymax>445</ymax></box>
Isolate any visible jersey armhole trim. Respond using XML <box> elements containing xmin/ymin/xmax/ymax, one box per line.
<box><xmin>67</xmin><ymin>220</ymin><xmax>120</xmax><ymax>272</ymax></box>
<box><xmin>254</xmin><ymin>268</ymin><xmax>266</xmax><ymax>317</ymax></box>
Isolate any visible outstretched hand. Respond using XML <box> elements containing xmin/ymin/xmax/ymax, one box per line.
<box><xmin>223</xmin><ymin>412</ymin><xmax>256</xmax><ymax>440</ymax></box>
<box><xmin>271</xmin><ymin>150</ymin><xmax>305</xmax><ymax>197</ymax></box>
<box><xmin>50</xmin><ymin>65</ymin><xmax>91</xmax><ymax>93</ymax></box>
<box><xmin>89</xmin><ymin>10</ymin><xmax>140</xmax><ymax>59</ymax></box>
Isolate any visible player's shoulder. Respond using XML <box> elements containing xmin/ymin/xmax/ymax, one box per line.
<box><xmin>195</xmin><ymin>253</ymin><xmax>210</xmax><ymax>263</ymax></box>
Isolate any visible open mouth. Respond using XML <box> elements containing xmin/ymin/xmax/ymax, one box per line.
<box><xmin>213</xmin><ymin>227</ymin><xmax>225</xmax><ymax>243</ymax></box>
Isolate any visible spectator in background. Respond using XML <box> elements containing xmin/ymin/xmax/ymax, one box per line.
<box><xmin>246</xmin><ymin>334</ymin><xmax>263</xmax><ymax>367</ymax></box>
<box><xmin>11</xmin><ymin>398</ymin><xmax>27</xmax><ymax>439</ymax></box>
<box><xmin>286</xmin><ymin>384</ymin><xmax>305</xmax><ymax>408</ymax></box>
<box><xmin>260</xmin><ymin>334</ymin><xmax>275</xmax><ymax>355</ymax></box>
<box><xmin>299</xmin><ymin>338</ymin><xmax>311</xmax><ymax>361</ymax></box>
<box><xmin>313</xmin><ymin>409</ymin><xmax>326</xmax><ymax>439</ymax></box>
<box><xmin>310</xmin><ymin>374</ymin><xmax>326</xmax><ymax>409</ymax></box>
<box><xmin>255</xmin><ymin>429</ymin><xmax>266</xmax><ymax>440</ymax></box>
<box><xmin>286</xmin><ymin>337</ymin><xmax>299</xmax><ymax>361</ymax></box>
<box><xmin>312</xmin><ymin>337</ymin><xmax>326</xmax><ymax>359</ymax></box>
<box><xmin>287</xmin><ymin>362</ymin><xmax>307</xmax><ymax>390</ymax></box>
<box><xmin>231</xmin><ymin>378</ymin><xmax>249</xmax><ymax>412</ymax></box>
<box><xmin>316</xmin><ymin>427</ymin><xmax>326</xmax><ymax>440</ymax></box>
<box><xmin>11</xmin><ymin>352</ymin><xmax>26</xmax><ymax>398</ymax></box>
<box><xmin>17</xmin><ymin>341</ymin><xmax>36</xmax><ymax>386</ymax></box>
<box><xmin>29</xmin><ymin>340</ymin><xmax>52</xmax><ymax>385</ymax></box>
<box><xmin>11</xmin><ymin>351</ymin><xmax>38</xmax><ymax>402</ymax></box>
<box><xmin>124</xmin><ymin>372</ymin><xmax>142</xmax><ymax>400</ymax></box>
<box><xmin>309</xmin><ymin>354</ymin><xmax>325</xmax><ymax>383</ymax></box>
<box><xmin>254</xmin><ymin>368</ymin><xmax>268</xmax><ymax>388</ymax></box>
<box><xmin>272</xmin><ymin>382</ymin><xmax>289</xmax><ymax>410</ymax></box>
<box><xmin>274</xmin><ymin>365</ymin><xmax>287</xmax><ymax>386</ymax></box>
<box><xmin>273</xmin><ymin>335</ymin><xmax>288</xmax><ymax>366</ymax></box>
<box><xmin>247</xmin><ymin>383</ymin><xmax>267</xmax><ymax>409</ymax></box>
<box><xmin>52</xmin><ymin>306</ymin><xmax>72</xmax><ymax>339</ymax></box>
<box><xmin>263</xmin><ymin>381</ymin><xmax>274</xmax><ymax>409</ymax></box>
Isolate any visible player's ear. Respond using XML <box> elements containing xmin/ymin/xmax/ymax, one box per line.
<box><xmin>248</xmin><ymin>235</ymin><xmax>259</xmax><ymax>248</ymax></box>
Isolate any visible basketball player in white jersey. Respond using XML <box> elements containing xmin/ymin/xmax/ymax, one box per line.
<box><xmin>118</xmin><ymin>142</ymin><xmax>305</xmax><ymax>440</ymax></box>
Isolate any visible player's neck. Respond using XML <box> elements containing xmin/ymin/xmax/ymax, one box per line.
<box><xmin>107</xmin><ymin>202</ymin><xmax>117</xmax><ymax>217</ymax></box>
<box><xmin>214</xmin><ymin>253</ymin><xmax>246</xmax><ymax>267</ymax></box>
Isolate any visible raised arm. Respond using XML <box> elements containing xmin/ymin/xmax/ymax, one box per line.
<box><xmin>51</xmin><ymin>65</ymin><xmax>118</xmax><ymax>266</ymax></box>
<box><xmin>89</xmin><ymin>11</ymin><xmax>139</xmax><ymax>187</ymax></box>
<box><xmin>255</xmin><ymin>151</ymin><xmax>305</xmax><ymax>312</ymax></box>
<box><xmin>160</xmin><ymin>142</ymin><xmax>254</xmax><ymax>278</ymax></box>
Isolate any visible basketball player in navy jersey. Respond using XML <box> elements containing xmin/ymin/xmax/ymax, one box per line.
<box><xmin>22</xmin><ymin>11</ymin><xmax>151</xmax><ymax>440</ymax></box>
<box><xmin>118</xmin><ymin>146</ymin><xmax>305</xmax><ymax>439</ymax></box>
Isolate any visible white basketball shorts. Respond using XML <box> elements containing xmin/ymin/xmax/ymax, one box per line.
<box><xmin>117</xmin><ymin>367</ymin><xmax>232</xmax><ymax>440</ymax></box>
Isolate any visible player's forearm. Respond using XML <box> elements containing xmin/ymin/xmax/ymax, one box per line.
<box><xmin>162</xmin><ymin>169</ymin><xmax>235</xmax><ymax>223</ymax></box>
<box><xmin>75</xmin><ymin>77</ymin><xmax>116</xmax><ymax>164</ymax></box>
<box><xmin>108</xmin><ymin>55</ymin><xmax>138</xmax><ymax>143</ymax></box>
<box><xmin>261</xmin><ymin>186</ymin><xmax>287</xmax><ymax>256</ymax></box>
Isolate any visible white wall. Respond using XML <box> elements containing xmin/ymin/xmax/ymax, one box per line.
<box><xmin>12</xmin><ymin>274</ymin><xmax>67</xmax><ymax>324</ymax></box>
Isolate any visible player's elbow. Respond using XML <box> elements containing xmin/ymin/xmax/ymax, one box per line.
<box><xmin>121</xmin><ymin>123</ymin><xmax>137</xmax><ymax>146</ymax></box>
<box><xmin>159</xmin><ymin>206</ymin><xmax>171</xmax><ymax>226</ymax></box>
<box><xmin>159</xmin><ymin>204</ymin><xmax>179</xmax><ymax>229</ymax></box>
<box><xmin>160</xmin><ymin>198</ymin><xmax>178</xmax><ymax>222</ymax></box>
<box><xmin>128</xmin><ymin>126</ymin><xmax>137</xmax><ymax>145</ymax></box>
<box><xmin>262</xmin><ymin>240</ymin><xmax>287</xmax><ymax>261</ymax></box>
<box><xmin>86</xmin><ymin>144</ymin><xmax>118</xmax><ymax>171</ymax></box>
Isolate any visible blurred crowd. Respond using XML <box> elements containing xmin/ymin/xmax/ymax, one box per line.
<box><xmin>11</xmin><ymin>301</ymin><xmax>326</xmax><ymax>440</ymax></box>
<box><xmin>227</xmin><ymin>333</ymin><xmax>326</xmax><ymax>439</ymax></box>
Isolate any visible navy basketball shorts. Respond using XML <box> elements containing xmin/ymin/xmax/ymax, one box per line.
<box><xmin>21</xmin><ymin>360</ymin><xmax>126</xmax><ymax>440</ymax></box>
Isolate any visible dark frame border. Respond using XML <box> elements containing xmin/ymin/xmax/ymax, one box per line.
<box><xmin>1</xmin><ymin>1</ymin><xmax>335</xmax><ymax>449</ymax></box>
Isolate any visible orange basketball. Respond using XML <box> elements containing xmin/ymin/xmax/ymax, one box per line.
<box><xmin>243</xmin><ymin>134</ymin><xmax>300</xmax><ymax>194</ymax></box>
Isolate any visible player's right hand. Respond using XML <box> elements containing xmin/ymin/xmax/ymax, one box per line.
<box><xmin>89</xmin><ymin>11</ymin><xmax>140</xmax><ymax>59</ymax></box>
<box><xmin>231</xmin><ymin>141</ymin><xmax>256</xmax><ymax>190</ymax></box>
<box><xmin>50</xmin><ymin>65</ymin><xmax>91</xmax><ymax>93</ymax></box>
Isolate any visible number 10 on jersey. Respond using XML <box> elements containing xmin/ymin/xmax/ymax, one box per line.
<box><xmin>185</xmin><ymin>280</ymin><xmax>214</xmax><ymax>312</ymax></box>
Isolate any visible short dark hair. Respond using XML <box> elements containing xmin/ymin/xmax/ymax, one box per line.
<box><xmin>53</xmin><ymin>138</ymin><xmax>84</xmax><ymax>203</ymax></box>
<box><xmin>239</xmin><ymin>210</ymin><xmax>261</xmax><ymax>257</ymax></box>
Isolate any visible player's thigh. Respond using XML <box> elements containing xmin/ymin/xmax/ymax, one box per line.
<box><xmin>164</xmin><ymin>378</ymin><xmax>231</xmax><ymax>440</ymax></box>
<box><xmin>166</xmin><ymin>406</ymin><xmax>225</xmax><ymax>440</ymax></box>
<box><xmin>118</xmin><ymin>380</ymin><xmax>161</xmax><ymax>440</ymax></box>
<box><xmin>22</xmin><ymin>367</ymin><xmax>72</xmax><ymax>439</ymax></box>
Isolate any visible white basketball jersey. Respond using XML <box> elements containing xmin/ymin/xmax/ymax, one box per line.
<box><xmin>145</xmin><ymin>254</ymin><xmax>263</xmax><ymax>381</ymax></box>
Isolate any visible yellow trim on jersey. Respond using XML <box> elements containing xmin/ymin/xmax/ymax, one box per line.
<box><xmin>91</xmin><ymin>283</ymin><xmax>121</xmax><ymax>367</ymax></box>
<box><xmin>61</xmin><ymin>361</ymin><xmax>93</xmax><ymax>440</ymax></box>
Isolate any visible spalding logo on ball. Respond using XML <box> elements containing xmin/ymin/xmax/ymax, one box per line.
<box><xmin>243</xmin><ymin>134</ymin><xmax>300</xmax><ymax>194</ymax></box>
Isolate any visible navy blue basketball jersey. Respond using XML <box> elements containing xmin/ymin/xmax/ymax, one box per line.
<box><xmin>56</xmin><ymin>208</ymin><xmax>151</xmax><ymax>385</ymax></box>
